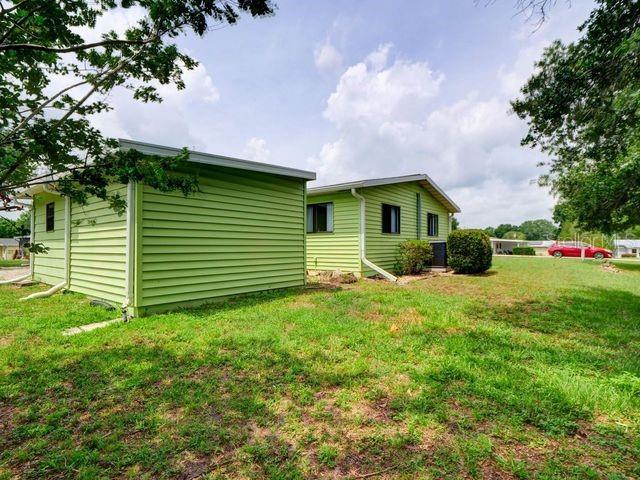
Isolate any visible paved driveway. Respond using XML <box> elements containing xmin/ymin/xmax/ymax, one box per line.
<box><xmin>0</xmin><ymin>267</ymin><xmax>29</xmax><ymax>281</ymax></box>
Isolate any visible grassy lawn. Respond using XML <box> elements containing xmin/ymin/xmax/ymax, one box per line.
<box><xmin>0</xmin><ymin>260</ymin><xmax>27</xmax><ymax>268</ymax></box>
<box><xmin>0</xmin><ymin>258</ymin><xmax>638</xmax><ymax>479</ymax></box>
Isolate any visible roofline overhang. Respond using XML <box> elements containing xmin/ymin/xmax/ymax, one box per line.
<box><xmin>119</xmin><ymin>139</ymin><xmax>316</xmax><ymax>181</ymax></box>
<box><xmin>308</xmin><ymin>174</ymin><xmax>461</xmax><ymax>213</ymax></box>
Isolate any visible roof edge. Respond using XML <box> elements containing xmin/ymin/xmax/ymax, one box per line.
<box><xmin>308</xmin><ymin>174</ymin><xmax>461</xmax><ymax>213</ymax></box>
<box><xmin>119</xmin><ymin>139</ymin><xmax>316</xmax><ymax>181</ymax></box>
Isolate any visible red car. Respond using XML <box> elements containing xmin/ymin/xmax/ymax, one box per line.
<box><xmin>547</xmin><ymin>242</ymin><xmax>613</xmax><ymax>259</ymax></box>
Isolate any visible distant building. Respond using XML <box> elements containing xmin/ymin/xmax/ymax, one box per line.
<box><xmin>613</xmin><ymin>239</ymin><xmax>640</xmax><ymax>258</ymax></box>
<box><xmin>490</xmin><ymin>238</ymin><xmax>554</xmax><ymax>256</ymax></box>
<box><xmin>0</xmin><ymin>238</ymin><xmax>20</xmax><ymax>260</ymax></box>
<box><xmin>527</xmin><ymin>240</ymin><xmax>556</xmax><ymax>256</ymax></box>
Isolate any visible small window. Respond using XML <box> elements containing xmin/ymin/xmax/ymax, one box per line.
<box><xmin>427</xmin><ymin>213</ymin><xmax>439</xmax><ymax>236</ymax></box>
<box><xmin>382</xmin><ymin>204</ymin><xmax>400</xmax><ymax>234</ymax></box>
<box><xmin>307</xmin><ymin>203</ymin><xmax>333</xmax><ymax>233</ymax></box>
<box><xmin>45</xmin><ymin>202</ymin><xmax>55</xmax><ymax>232</ymax></box>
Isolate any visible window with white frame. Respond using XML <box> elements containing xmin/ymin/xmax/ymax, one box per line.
<box><xmin>306</xmin><ymin>203</ymin><xmax>333</xmax><ymax>233</ymax></box>
<box><xmin>382</xmin><ymin>204</ymin><xmax>400</xmax><ymax>234</ymax></box>
<box><xmin>427</xmin><ymin>213</ymin><xmax>438</xmax><ymax>236</ymax></box>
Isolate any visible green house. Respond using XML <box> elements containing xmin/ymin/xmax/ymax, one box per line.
<box><xmin>18</xmin><ymin>140</ymin><xmax>315</xmax><ymax>316</ymax></box>
<box><xmin>306</xmin><ymin>175</ymin><xmax>460</xmax><ymax>280</ymax></box>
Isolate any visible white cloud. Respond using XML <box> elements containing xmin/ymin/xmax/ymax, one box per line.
<box><xmin>324</xmin><ymin>44</ymin><xmax>443</xmax><ymax>129</ymax></box>
<box><xmin>156</xmin><ymin>64</ymin><xmax>220</xmax><ymax>106</ymax></box>
<box><xmin>308</xmin><ymin>43</ymin><xmax>552</xmax><ymax>227</ymax></box>
<box><xmin>86</xmin><ymin>62</ymin><xmax>220</xmax><ymax>150</ymax></box>
<box><xmin>314</xmin><ymin>40</ymin><xmax>343</xmax><ymax>72</ymax></box>
<box><xmin>242</xmin><ymin>137</ymin><xmax>271</xmax><ymax>162</ymax></box>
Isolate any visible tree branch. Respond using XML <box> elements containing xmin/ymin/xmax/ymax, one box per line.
<box><xmin>0</xmin><ymin>37</ymin><xmax>153</xmax><ymax>53</ymax></box>
<box><xmin>0</xmin><ymin>4</ymin><xmax>42</xmax><ymax>45</ymax></box>
<box><xmin>0</xmin><ymin>0</ymin><xmax>29</xmax><ymax>18</ymax></box>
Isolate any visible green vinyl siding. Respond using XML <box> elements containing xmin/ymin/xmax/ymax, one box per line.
<box><xmin>32</xmin><ymin>193</ymin><xmax>65</xmax><ymax>285</ymax></box>
<box><xmin>363</xmin><ymin>182</ymin><xmax>450</xmax><ymax>276</ymax></box>
<box><xmin>306</xmin><ymin>191</ymin><xmax>361</xmax><ymax>274</ymax></box>
<box><xmin>69</xmin><ymin>184</ymin><xmax>127</xmax><ymax>305</ymax></box>
<box><xmin>138</xmin><ymin>165</ymin><xmax>306</xmax><ymax>313</ymax></box>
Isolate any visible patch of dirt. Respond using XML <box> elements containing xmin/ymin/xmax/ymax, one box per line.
<box><xmin>494</xmin><ymin>441</ymin><xmax>549</xmax><ymax>468</ymax></box>
<box><xmin>602</xmin><ymin>261</ymin><xmax>621</xmax><ymax>274</ymax></box>
<box><xmin>0</xmin><ymin>405</ymin><xmax>17</xmax><ymax>437</ymax></box>
<box><xmin>175</xmin><ymin>450</ymin><xmax>233</xmax><ymax>480</ymax></box>
<box><xmin>477</xmin><ymin>459</ymin><xmax>518</xmax><ymax>480</ymax></box>
<box><xmin>396</xmin><ymin>270</ymin><xmax>451</xmax><ymax>285</ymax></box>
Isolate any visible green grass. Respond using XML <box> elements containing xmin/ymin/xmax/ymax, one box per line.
<box><xmin>612</xmin><ymin>259</ymin><xmax>640</xmax><ymax>273</ymax></box>
<box><xmin>1</xmin><ymin>257</ymin><xmax>638</xmax><ymax>479</ymax></box>
<box><xmin>0</xmin><ymin>260</ymin><xmax>27</xmax><ymax>268</ymax></box>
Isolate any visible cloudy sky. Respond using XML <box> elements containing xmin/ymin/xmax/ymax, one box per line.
<box><xmin>89</xmin><ymin>0</ymin><xmax>594</xmax><ymax>228</ymax></box>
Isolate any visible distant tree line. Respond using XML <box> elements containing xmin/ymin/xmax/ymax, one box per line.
<box><xmin>483</xmin><ymin>219</ymin><xmax>558</xmax><ymax>241</ymax></box>
<box><xmin>479</xmin><ymin>219</ymin><xmax>640</xmax><ymax>249</ymax></box>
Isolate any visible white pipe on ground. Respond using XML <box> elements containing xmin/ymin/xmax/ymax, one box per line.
<box><xmin>0</xmin><ymin>273</ymin><xmax>31</xmax><ymax>285</ymax></box>
<box><xmin>350</xmin><ymin>188</ymin><xmax>398</xmax><ymax>282</ymax></box>
<box><xmin>20</xmin><ymin>281</ymin><xmax>66</xmax><ymax>301</ymax></box>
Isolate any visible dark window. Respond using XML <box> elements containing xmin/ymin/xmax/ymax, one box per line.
<box><xmin>306</xmin><ymin>203</ymin><xmax>333</xmax><ymax>233</ymax></box>
<box><xmin>382</xmin><ymin>204</ymin><xmax>400</xmax><ymax>234</ymax></box>
<box><xmin>427</xmin><ymin>213</ymin><xmax>439</xmax><ymax>236</ymax></box>
<box><xmin>45</xmin><ymin>202</ymin><xmax>55</xmax><ymax>232</ymax></box>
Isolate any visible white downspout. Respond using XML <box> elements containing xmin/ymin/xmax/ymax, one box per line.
<box><xmin>350</xmin><ymin>188</ymin><xmax>397</xmax><ymax>282</ymax></box>
<box><xmin>64</xmin><ymin>196</ymin><xmax>71</xmax><ymax>285</ymax></box>
<box><xmin>122</xmin><ymin>181</ymin><xmax>135</xmax><ymax>319</ymax></box>
<box><xmin>29</xmin><ymin>201</ymin><xmax>35</xmax><ymax>277</ymax></box>
<box><xmin>20</xmin><ymin>196</ymin><xmax>70</xmax><ymax>300</ymax></box>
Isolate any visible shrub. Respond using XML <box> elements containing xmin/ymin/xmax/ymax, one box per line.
<box><xmin>621</xmin><ymin>253</ymin><xmax>637</xmax><ymax>258</ymax></box>
<box><xmin>447</xmin><ymin>229</ymin><xmax>492</xmax><ymax>274</ymax></box>
<box><xmin>512</xmin><ymin>246</ymin><xmax>536</xmax><ymax>256</ymax></box>
<box><xmin>394</xmin><ymin>240</ymin><xmax>434</xmax><ymax>275</ymax></box>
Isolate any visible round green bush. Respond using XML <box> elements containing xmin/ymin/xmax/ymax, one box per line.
<box><xmin>394</xmin><ymin>240</ymin><xmax>434</xmax><ymax>275</ymax></box>
<box><xmin>447</xmin><ymin>229</ymin><xmax>492</xmax><ymax>274</ymax></box>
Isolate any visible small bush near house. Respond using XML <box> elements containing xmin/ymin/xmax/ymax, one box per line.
<box><xmin>512</xmin><ymin>246</ymin><xmax>536</xmax><ymax>256</ymax></box>
<box><xmin>448</xmin><ymin>229</ymin><xmax>493</xmax><ymax>274</ymax></box>
<box><xmin>621</xmin><ymin>253</ymin><xmax>637</xmax><ymax>258</ymax></box>
<box><xmin>394</xmin><ymin>240</ymin><xmax>434</xmax><ymax>275</ymax></box>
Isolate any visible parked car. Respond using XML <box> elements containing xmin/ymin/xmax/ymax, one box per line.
<box><xmin>547</xmin><ymin>242</ymin><xmax>613</xmax><ymax>259</ymax></box>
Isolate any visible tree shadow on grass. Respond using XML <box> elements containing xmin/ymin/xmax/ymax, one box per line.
<box><xmin>394</xmin><ymin>285</ymin><xmax>640</xmax><ymax>476</ymax></box>
<box><xmin>1</xmin><ymin>282</ymin><xmax>639</xmax><ymax>479</ymax></box>
<box><xmin>0</xmin><ymin>337</ymin><xmax>370</xmax><ymax>478</ymax></box>
<box><xmin>158</xmin><ymin>284</ymin><xmax>341</xmax><ymax>319</ymax></box>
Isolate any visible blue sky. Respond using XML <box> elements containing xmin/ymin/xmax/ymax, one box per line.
<box><xmin>87</xmin><ymin>0</ymin><xmax>595</xmax><ymax>227</ymax></box>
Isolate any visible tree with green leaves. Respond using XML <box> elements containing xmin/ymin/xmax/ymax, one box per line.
<box><xmin>493</xmin><ymin>224</ymin><xmax>520</xmax><ymax>239</ymax></box>
<box><xmin>483</xmin><ymin>226</ymin><xmax>496</xmax><ymax>237</ymax></box>
<box><xmin>519</xmin><ymin>219</ymin><xmax>557</xmax><ymax>240</ymax></box>
<box><xmin>451</xmin><ymin>216</ymin><xmax>460</xmax><ymax>231</ymax></box>
<box><xmin>512</xmin><ymin>0</ymin><xmax>640</xmax><ymax>234</ymax></box>
<box><xmin>0</xmin><ymin>0</ymin><xmax>274</xmax><ymax>214</ymax></box>
<box><xmin>503</xmin><ymin>230</ymin><xmax>526</xmax><ymax>240</ymax></box>
<box><xmin>0</xmin><ymin>211</ymin><xmax>29</xmax><ymax>237</ymax></box>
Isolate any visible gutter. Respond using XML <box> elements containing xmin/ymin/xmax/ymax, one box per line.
<box><xmin>350</xmin><ymin>188</ymin><xmax>397</xmax><ymax>282</ymax></box>
<box><xmin>122</xmin><ymin>181</ymin><xmax>135</xmax><ymax>320</ymax></box>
